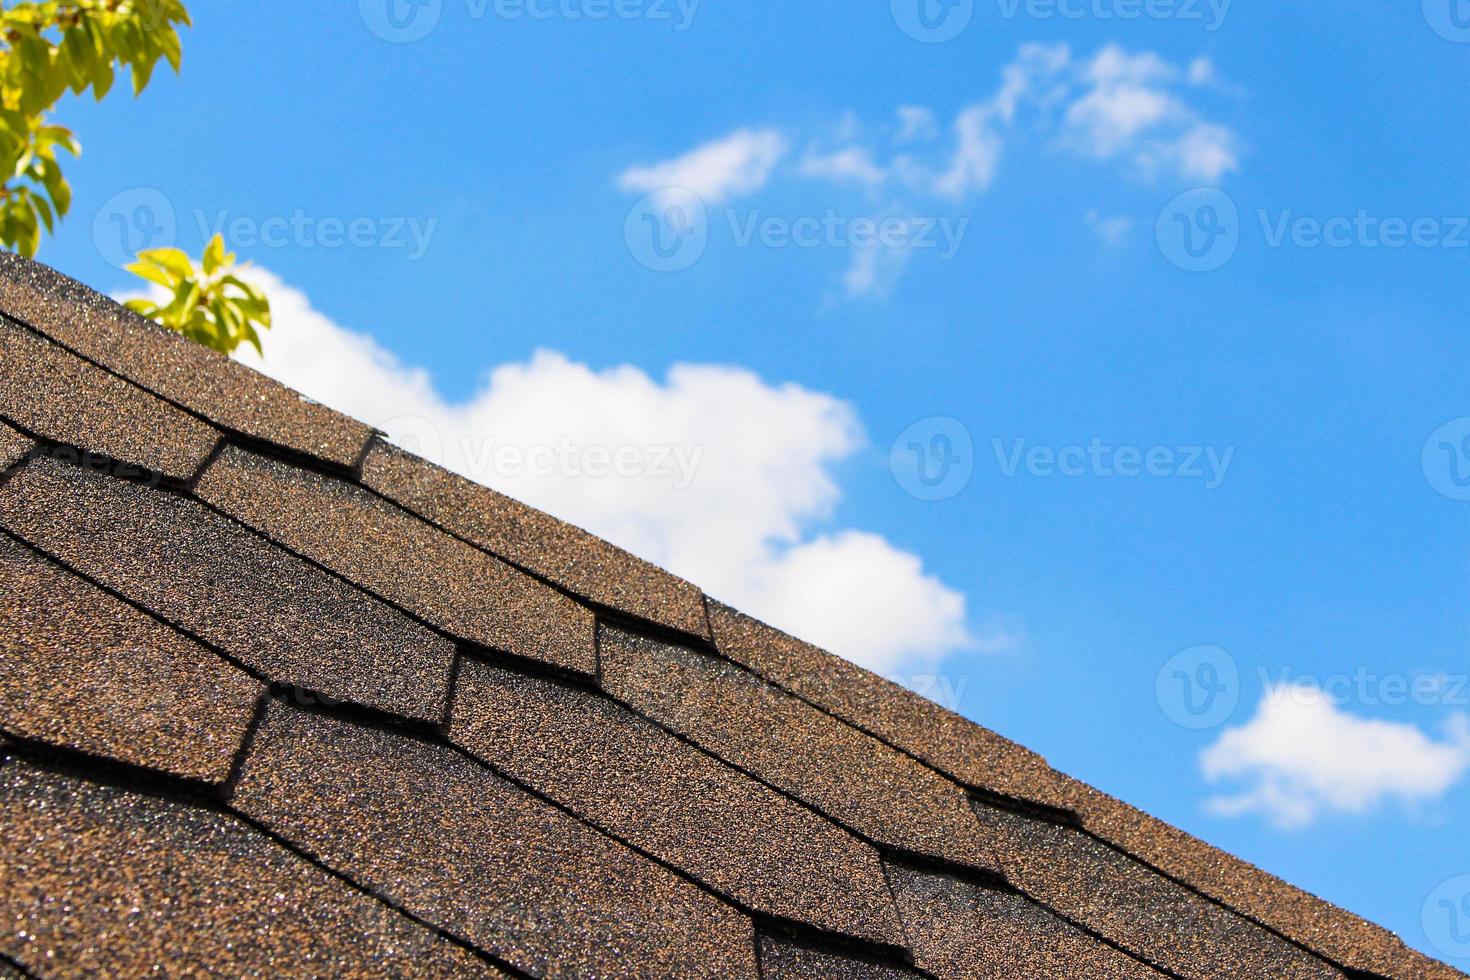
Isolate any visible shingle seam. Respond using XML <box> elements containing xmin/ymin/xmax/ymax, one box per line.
<box><xmin>0</xmin><ymin>417</ymin><xmax>199</xmax><ymax>496</ymax></box>
<box><xmin>0</xmin><ymin>952</ymin><xmax>36</xmax><ymax>980</ymax></box>
<box><xmin>1069</xmin><ymin>822</ymin><xmax>1382</xmax><ymax>979</ymax></box>
<box><xmin>434</xmin><ymin>709</ymin><xmax>914</xmax><ymax>966</ymax></box>
<box><xmin>0</xmin><ymin>736</ymin><xmax>532</xmax><ymax>977</ymax></box>
<box><xmin>697</xmin><ymin>596</ymin><xmax>1079</xmax><ymax>822</ymax></box>
<box><xmin>467</xmin><ymin>642</ymin><xmax>1008</xmax><ymax>888</ymax></box>
<box><xmin>883</xmin><ymin>855</ymin><xmax>1192</xmax><ymax>980</ymax></box>
<box><xmin>0</xmin><ymin>312</ymin><xmax>372</xmax><ymax>480</ymax></box>
<box><xmin>0</xmin><ymin>523</ymin><xmax>443</xmax><ymax>743</ymax></box>
<box><xmin>757</xmin><ymin>928</ymin><xmax>942</xmax><ymax>980</ymax></box>
<box><xmin>186</xmin><ymin>451</ymin><xmax>599</xmax><ymax>682</ymax></box>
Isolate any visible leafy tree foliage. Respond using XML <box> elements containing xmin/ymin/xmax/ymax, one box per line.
<box><xmin>125</xmin><ymin>234</ymin><xmax>271</xmax><ymax>355</ymax></box>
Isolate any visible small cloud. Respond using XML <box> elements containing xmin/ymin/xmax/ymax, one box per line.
<box><xmin>1086</xmin><ymin>209</ymin><xmax>1133</xmax><ymax>246</ymax></box>
<box><xmin>617</xmin><ymin>127</ymin><xmax>787</xmax><ymax>205</ymax></box>
<box><xmin>799</xmin><ymin>146</ymin><xmax>889</xmax><ymax>190</ymax></box>
<box><xmin>1200</xmin><ymin>683</ymin><xmax>1470</xmax><ymax>829</ymax></box>
<box><xmin>896</xmin><ymin>105</ymin><xmax>939</xmax><ymax>143</ymax></box>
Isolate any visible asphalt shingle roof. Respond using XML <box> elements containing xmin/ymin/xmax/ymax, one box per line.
<box><xmin>0</xmin><ymin>249</ymin><xmax>1462</xmax><ymax>979</ymax></box>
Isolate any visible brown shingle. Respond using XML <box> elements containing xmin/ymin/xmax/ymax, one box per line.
<box><xmin>231</xmin><ymin>699</ymin><xmax>759</xmax><ymax>979</ymax></box>
<box><xmin>0</xmin><ymin>455</ymin><xmax>454</xmax><ymax>724</ymax></box>
<box><xmin>1055</xmin><ymin>774</ymin><xmax>1460</xmax><ymax>979</ymax></box>
<box><xmin>0</xmin><ymin>316</ymin><xmax>218</xmax><ymax>482</ymax></box>
<box><xmin>195</xmin><ymin>443</ymin><xmax>597</xmax><ymax>676</ymax></box>
<box><xmin>0</xmin><ymin>421</ymin><xmax>31</xmax><ymax>473</ymax></box>
<box><xmin>707</xmin><ymin>600</ymin><xmax>1069</xmax><ymax>809</ymax></box>
<box><xmin>0</xmin><ymin>253</ymin><xmax>371</xmax><ymax>470</ymax></box>
<box><xmin>967</xmin><ymin>801</ymin><xmax>1344</xmax><ymax>980</ymax></box>
<box><xmin>0</xmin><ymin>760</ymin><xmax>510</xmax><ymax>978</ymax></box>
<box><xmin>362</xmin><ymin>439</ymin><xmax>710</xmax><ymax>637</ymax></box>
<box><xmin>450</xmin><ymin>658</ymin><xmax>904</xmax><ymax>947</ymax></box>
<box><xmin>0</xmin><ymin>533</ymin><xmax>261</xmax><ymax>785</ymax></box>
<box><xmin>885</xmin><ymin>863</ymin><xmax>1165</xmax><ymax>980</ymax></box>
<box><xmin>757</xmin><ymin>935</ymin><xmax>922</xmax><ymax>979</ymax></box>
<box><xmin>598</xmin><ymin>625</ymin><xmax>1000</xmax><ymax>875</ymax></box>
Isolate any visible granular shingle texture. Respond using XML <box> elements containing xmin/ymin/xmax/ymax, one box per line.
<box><xmin>885</xmin><ymin>862</ymin><xmax>1166</xmax><ymax>980</ymax></box>
<box><xmin>233</xmin><ymin>700</ymin><xmax>758</xmax><ymax>979</ymax></box>
<box><xmin>196</xmin><ymin>443</ymin><xmax>597</xmax><ymax>676</ymax></box>
<box><xmin>598</xmin><ymin>624</ymin><xmax>1001</xmax><ymax>875</ymax></box>
<box><xmin>0</xmin><ymin>251</ymin><xmax>1462</xmax><ymax>979</ymax></box>
<box><xmin>756</xmin><ymin>935</ymin><xmax>923</xmax><ymax>979</ymax></box>
<box><xmin>450</xmin><ymin>658</ymin><xmax>903</xmax><ymax>947</ymax></box>
<box><xmin>0</xmin><ymin>533</ymin><xmax>261</xmax><ymax>784</ymax></box>
<box><xmin>0</xmin><ymin>455</ymin><xmax>454</xmax><ymax>724</ymax></box>
<box><xmin>0</xmin><ymin>316</ymin><xmax>218</xmax><ymax>481</ymax></box>
<box><xmin>0</xmin><ymin>252</ymin><xmax>371</xmax><ymax>470</ymax></box>
<box><xmin>363</xmin><ymin>439</ymin><xmax>710</xmax><ymax>638</ymax></box>
<box><xmin>0</xmin><ymin>761</ymin><xmax>509</xmax><ymax>978</ymax></box>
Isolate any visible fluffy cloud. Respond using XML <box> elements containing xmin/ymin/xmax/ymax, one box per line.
<box><xmin>617</xmin><ymin>128</ymin><xmax>787</xmax><ymax>205</ymax></box>
<box><xmin>1200</xmin><ymin>683</ymin><xmax>1470</xmax><ymax>828</ymax></box>
<box><xmin>617</xmin><ymin>44</ymin><xmax>1240</xmax><ymax>298</ymax></box>
<box><xmin>224</xmin><ymin>269</ymin><xmax>977</xmax><ymax>675</ymax></box>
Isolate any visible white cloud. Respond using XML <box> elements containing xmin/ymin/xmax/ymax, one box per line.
<box><xmin>617</xmin><ymin>128</ymin><xmax>787</xmax><ymax>205</ymax></box>
<box><xmin>1086</xmin><ymin>209</ymin><xmax>1133</xmax><ymax>246</ymax></box>
<box><xmin>221</xmin><ymin>269</ymin><xmax>976</xmax><ymax>675</ymax></box>
<box><xmin>798</xmin><ymin>146</ymin><xmax>888</xmax><ymax>190</ymax></box>
<box><xmin>1200</xmin><ymin>683</ymin><xmax>1470</xmax><ymax>829</ymax></box>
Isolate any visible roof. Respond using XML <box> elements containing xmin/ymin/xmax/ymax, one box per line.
<box><xmin>0</xmin><ymin>249</ymin><xmax>1462</xmax><ymax>980</ymax></box>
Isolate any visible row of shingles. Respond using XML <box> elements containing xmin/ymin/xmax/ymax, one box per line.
<box><xmin>0</xmin><ymin>421</ymin><xmax>760</xmax><ymax>975</ymax></box>
<box><xmin>229</xmin><ymin>697</ymin><xmax>760</xmax><ymax>979</ymax></box>
<box><xmin>0</xmin><ymin>754</ymin><xmax>509</xmax><ymax>978</ymax></box>
<box><xmin>446</xmin><ymin>657</ymin><xmax>907</xmax><ymax>951</ymax></box>
<box><xmin>594</xmin><ymin>623</ymin><xmax>1185</xmax><ymax>979</ymax></box>
<box><xmin>669</xmin><ymin>607</ymin><xmax>1365</xmax><ymax>980</ymax></box>
<box><xmin>1053</xmin><ymin>777</ymin><xmax>1467</xmax><ymax>980</ymax></box>
<box><xmin>0</xmin><ymin>427</ymin><xmax>509</xmax><ymax>976</ymax></box>
<box><xmin>0</xmin><ymin>251</ymin><xmax>371</xmax><ymax>473</ymax></box>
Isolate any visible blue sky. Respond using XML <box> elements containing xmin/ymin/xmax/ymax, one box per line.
<box><xmin>30</xmin><ymin>0</ymin><xmax>1470</xmax><ymax>963</ymax></box>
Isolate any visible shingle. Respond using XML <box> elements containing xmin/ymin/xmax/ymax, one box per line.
<box><xmin>231</xmin><ymin>699</ymin><xmax>759</xmax><ymax>979</ymax></box>
<box><xmin>885</xmin><ymin>863</ymin><xmax>1165</xmax><ymax>980</ymax></box>
<box><xmin>362</xmin><ymin>439</ymin><xmax>709</xmax><ymax>637</ymax></box>
<box><xmin>450</xmin><ymin>659</ymin><xmax>904</xmax><ymax>947</ymax></box>
<box><xmin>1054</xmin><ymin>774</ymin><xmax>1462</xmax><ymax>979</ymax></box>
<box><xmin>0</xmin><ymin>421</ymin><xmax>31</xmax><ymax>473</ymax></box>
<box><xmin>597</xmin><ymin>625</ymin><xmax>1000</xmax><ymax>875</ymax></box>
<box><xmin>967</xmin><ymin>801</ymin><xmax>1344</xmax><ymax>980</ymax></box>
<box><xmin>196</xmin><ymin>443</ymin><xmax>596</xmax><ymax>675</ymax></box>
<box><xmin>0</xmin><ymin>455</ymin><xmax>454</xmax><ymax>724</ymax></box>
<box><xmin>0</xmin><ymin>760</ymin><xmax>509</xmax><ymax>978</ymax></box>
<box><xmin>0</xmin><ymin>252</ymin><xmax>371</xmax><ymax>470</ymax></box>
<box><xmin>707</xmin><ymin>600</ymin><xmax>1069</xmax><ymax>808</ymax></box>
<box><xmin>757</xmin><ymin>935</ymin><xmax>922</xmax><ymax>980</ymax></box>
<box><xmin>0</xmin><ymin>532</ymin><xmax>262</xmax><ymax>784</ymax></box>
<box><xmin>0</xmin><ymin>316</ymin><xmax>218</xmax><ymax>482</ymax></box>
